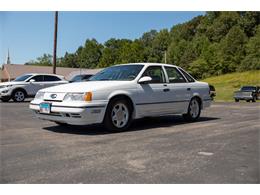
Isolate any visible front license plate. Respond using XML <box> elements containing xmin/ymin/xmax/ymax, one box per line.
<box><xmin>39</xmin><ymin>102</ymin><xmax>51</xmax><ymax>114</ymax></box>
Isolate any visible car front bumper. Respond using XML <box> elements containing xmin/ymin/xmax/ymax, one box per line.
<box><xmin>233</xmin><ymin>95</ymin><xmax>253</xmax><ymax>100</ymax></box>
<box><xmin>0</xmin><ymin>88</ymin><xmax>12</xmax><ymax>98</ymax></box>
<box><xmin>30</xmin><ymin>100</ymin><xmax>108</xmax><ymax>125</ymax></box>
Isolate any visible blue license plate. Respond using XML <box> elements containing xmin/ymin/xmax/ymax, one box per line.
<box><xmin>39</xmin><ymin>103</ymin><xmax>51</xmax><ymax>114</ymax></box>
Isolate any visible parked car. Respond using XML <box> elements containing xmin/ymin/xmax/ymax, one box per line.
<box><xmin>209</xmin><ymin>84</ymin><xmax>216</xmax><ymax>100</ymax></box>
<box><xmin>0</xmin><ymin>73</ymin><xmax>68</xmax><ymax>102</ymax></box>
<box><xmin>69</xmin><ymin>74</ymin><xmax>93</xmax><ymax>83</ymax></box>
<box><xmin>234</xmin><ymin>86</ymin><xmax>260</xmax><ymax>102</ymax></box>
<box><xmin>30</xmin><ymin>63</ymin><xmax>211</xmax><ymax>131</ymax></box>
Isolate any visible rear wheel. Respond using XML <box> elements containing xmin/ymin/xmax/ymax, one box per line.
<box><xmin>183</xmin><ymin>97</ymin><xmax>201</xmax><ymax>122</ymax></box>
<box><xmin>235</xmin><ymin>99</ymin><xmax>239</xmax><ymax>102</ymax></box>
<box><xmin>12</xmin><ymin>90</ymin><xmax>26</xmax><ymax>102</ymax></box>
<box><xmin>104</xmin><ymin>98</ymin><xmax>132</xmax><ymax>131</ymax></box>
<box><xmin>246</xmin><ymin>100</ymin><xmax>250</xmax><ymax>102</ymax></box>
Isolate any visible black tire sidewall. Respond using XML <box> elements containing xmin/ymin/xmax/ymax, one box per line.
<box><xmin>183</xmin><ymin>98</ymin><xmax>201</xmax><ymax>122</ymax></box>
<box><xmin>104</xmin><ymin>98</ymin><xmax>132</xmax><ymax>131</ymax></box>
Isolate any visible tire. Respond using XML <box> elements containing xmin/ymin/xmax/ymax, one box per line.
<box><xmin>246</xmin><ymin>100</ymin><xmax>250</xmax><ymax>102</ymax></box>
<box><xmin>183</xmin><ymin>97</ymin><xmax>201</xmax><ymax>122</ymax></box>
<box><xmin>252</xmin><ymin>96</ymin><xmax>256</xmax><ymax>102</ymax></box>
<box><xmin>12</xmin><ymin>89</ymin><xmax>26</xmax><ymax>102</ymax></box>
<box><xmin>104</xmin><ymin>98</ymin><xmax>133</xmax><ymax>131</ymax></box>
<box><xmin>0</xmin><ymin>97</ymin><xmax>10</xmax><ymax>102</ymax></box>
<box><xmin>235</xmin><ymin>99</ymin><xmax>239</xmax><ymax>102</ymax></box>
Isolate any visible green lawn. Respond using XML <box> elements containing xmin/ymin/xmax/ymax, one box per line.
<box><xmin>201</xmin><ymin>70</ymin><xmax>260</xmax><ymax>102</ymax></box>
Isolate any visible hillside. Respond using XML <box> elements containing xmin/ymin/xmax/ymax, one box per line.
<box><xmin>202</xmin><ymin>70</ymin><xmax>260</xmax><ymax>101</ymax></box>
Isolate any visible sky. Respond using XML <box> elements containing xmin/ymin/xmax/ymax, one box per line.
<box><xmin>0</xmin><ymin>11</ymin><xmax>204</xmax><ymax>65</ymax></box>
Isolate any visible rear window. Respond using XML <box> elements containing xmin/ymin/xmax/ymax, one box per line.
<box><xmin>241</xmin><ymin>86</ymin><xmax>256</xmax><ymax>91</ymax></box>
<box><xmin>44</xmin><ymin>75</ymin><xmax>61</xmax><ymax>81</ymax></box>
<box><xmin>178</xmin><ymin>68</ymin><xmax>195</xmax><ymax>82</ymax></box>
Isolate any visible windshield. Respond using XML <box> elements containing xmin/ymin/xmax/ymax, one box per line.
<box><xmin>89</xmin><ymin>65</ymin><xmax>144</xmax><ymax>81</ymax></box>
<box><xmin>14</xmin><ymin>74</ymin><xmax>33</xmax><ymax>81</ymax></box>
<box><xmin>241</xmin><ymin>86</ymin><xmax>256</xmax><ymax>91</ymax></box>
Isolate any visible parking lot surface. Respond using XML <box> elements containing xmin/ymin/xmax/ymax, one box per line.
<box><xmin>0</xmin><ymin>101</ymin><xmax>259</xmax><ymax>183</ymax></box>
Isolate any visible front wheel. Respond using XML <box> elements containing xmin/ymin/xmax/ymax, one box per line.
<box><xmin>12</xmin><ymin>90</ymin><xmax>26</xmax><ymax>102</ymax></box>
<box><xmin>183</xmin><ymin>98</ymin><xmax>201</xmax><ymax>122</ymax></box>
<box><xmin>235</xmin><ymin>99</ymin><xmax>239</xmax><ymax>102</ymax></box>
<box><xmin>104</xmin><ymin>99</ymin><xmax>132</xmax><ymax>131</ymax></box>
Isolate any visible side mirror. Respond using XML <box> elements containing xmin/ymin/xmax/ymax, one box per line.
<box><xmin>138</xmin><ymin>76</ymin><xmax>152</xmax><ymax>84</ymax></box>
<box><xmin>29</xmin><ymin>79</ymin><xmax>36</xmax><ymax>83</ymax></box>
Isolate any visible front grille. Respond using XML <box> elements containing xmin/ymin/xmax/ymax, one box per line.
<box><xmin>35</xmin><ymin>110</ymin><xmax>81</xmax><ymax>118</ymax></box>
<box><xmin>43</xmin><ymin>99</ymin><xmax>62</xmax><ymax>102</ymax></box>
<box><xmin>35</xmin><ymin>110</ymin><xmax>62</xmax><ymax>117</ymax></box>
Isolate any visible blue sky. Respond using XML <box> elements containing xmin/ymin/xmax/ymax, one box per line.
<box><xmin>0</xmin><ymin>11</ymin><xmax>204</xmax><ymax>65</ymax></box>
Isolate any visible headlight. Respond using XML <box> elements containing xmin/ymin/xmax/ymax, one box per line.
<box><xmin>63</xmin><ymin>92</ymin><xmax>92</xmax><ymax>102</ymax></box>
<box><xmin>35</xmin><ymin>91</ymin><xmax>45</xmax><ymax>100</ymax></box>
<box><xmin>1</xmin><ymin>85</ymin><xmax>12</xmax><ymax>88</ymax></box>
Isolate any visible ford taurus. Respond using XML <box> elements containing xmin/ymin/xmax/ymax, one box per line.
<box><xmin>29</xmin><ymin>63</ymin><xmax>211</xmax><ymax>131</ymax></box>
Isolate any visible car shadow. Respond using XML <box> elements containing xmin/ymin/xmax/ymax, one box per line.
<box><xmin>0</xmin><ymin>100</ymin><xmax>32</xmax><ymax>103</ymax></box>
<box><xmin>42</xmin><ymin>115</ymin><xmax>220</xmax><ymax>136</ymax></box>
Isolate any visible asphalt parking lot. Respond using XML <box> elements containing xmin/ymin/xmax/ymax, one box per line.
<box><xmin>0</xmin><ymin>101</ymin><xmax>259</xmax><ymax>183</ymax></box>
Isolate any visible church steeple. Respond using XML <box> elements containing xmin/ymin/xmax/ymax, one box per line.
<box><xmin>7</xmin><ymin>49</ymin><xmax>11</xmax><ymax>64</ymax></box>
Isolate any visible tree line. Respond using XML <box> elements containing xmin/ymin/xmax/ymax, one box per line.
<box><xmin>26</xmin><ymin>12</ymin><xmax>260</xmax><ymax>79</ymax></box>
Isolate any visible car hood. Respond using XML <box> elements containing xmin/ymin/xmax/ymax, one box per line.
<box><xmin>0</xmin><ymin>81</ymin><xmax>26</xmax><ymax>86</ymax></box>
<box><xmin>40</xmin><ymin>81</ymin><xmax>133</xmax><ymax>93</ymax></box>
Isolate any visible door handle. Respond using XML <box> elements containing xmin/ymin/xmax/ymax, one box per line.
<box><xmin>163</xmin><ymin>88</ymin><xmax>170</xmax><ymax>92</ymax></box>
<box><xmin>187</xmin><ymin>88</ymin><xmax>191</xmax><ymax>91</ymax></box>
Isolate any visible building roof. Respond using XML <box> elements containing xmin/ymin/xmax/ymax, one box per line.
<box><xmin>0</xmin><ymin>64</ymin><xmax>102</xmax><ymax>81</ymax></box>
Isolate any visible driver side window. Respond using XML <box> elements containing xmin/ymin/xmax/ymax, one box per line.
<box><xmin>142</xmin><ymin>66</ymin><xmax>166</xmax><ymax>83</ymax></box>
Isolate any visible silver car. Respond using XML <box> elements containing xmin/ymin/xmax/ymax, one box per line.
<box><xmin>0</xmin><ymin>73</ymin><xmax>68</xmax><ymax>102</ymax></box>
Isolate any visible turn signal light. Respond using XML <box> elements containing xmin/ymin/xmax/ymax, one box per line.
<box><xmin>84</xmin><ymin>92</ymin><xmax>92</xmax><ymax>102</ymax></box>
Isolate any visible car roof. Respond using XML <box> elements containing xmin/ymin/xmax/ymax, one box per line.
<box><xmin>24</xmin><ymin>73</ymin><xmax>64</xmax><ymax>77</ymax></box>
<box><xmin>114</xmin><ymin>63</ymin><xmax>179</xmax><ymax>68</ymax></box>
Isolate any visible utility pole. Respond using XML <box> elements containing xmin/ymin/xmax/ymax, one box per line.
<box><xmin>53</xmin><ymin>11</ymin><xmax>58</xmax><ymax>74</ymax></box>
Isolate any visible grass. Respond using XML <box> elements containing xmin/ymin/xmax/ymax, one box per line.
<box><xmin>201</xmin><ymin>70</ymin><xmax>260</xmax><ymax>102</ymax></box>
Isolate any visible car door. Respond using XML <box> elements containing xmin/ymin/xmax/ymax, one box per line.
<box><xmin>26</xmin><ymin>75</ymin><xmax>45</xmax><ymax>95</ymax></box>
<box><xmin>136</xmin><ymin>65</ymin><xmax>172</xmax><ymax>116</ymax></box>
<box><xmin>163</xmin><ymin>66</ymin><xmax>191</xmax><ymax>114</ymax></box>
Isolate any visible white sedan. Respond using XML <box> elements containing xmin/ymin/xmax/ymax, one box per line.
<box><xmin>30</xmin><ymin>63</ymin><xmax>211</xmax><ymax>131</ymax></box>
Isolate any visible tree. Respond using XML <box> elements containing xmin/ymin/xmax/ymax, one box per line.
<box><xmin>60</xmin><ymin>52</ymin><xmax>78</xmax><ymax>68</ymax></box>
<box><xmin>241</xmin><ymin>25</ymin><xmax>260</xmax><ymax>70</ymax></box>
<box><xmin>78</xmin><ymin>39</ymin><xmax>103</xmax><ymax>68</ymax></box>
<box><xmin>148</xmin><ymin>29</ymin><xmax>170</xmax><ymax>63</ymax></box>
<box><xmin>206</xmin><ymin>12</ymin><xmax>240</xmax><ymax>42</ymax></box>
<box><xmin>118</xmin><ymin>40</ymin><xmax>145</xmax><ymax>63</ymax></box>
<box><xmin>220</xmin><ymin>25</ymin><xmax>247</xmax><ymax>73</ymax></box>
